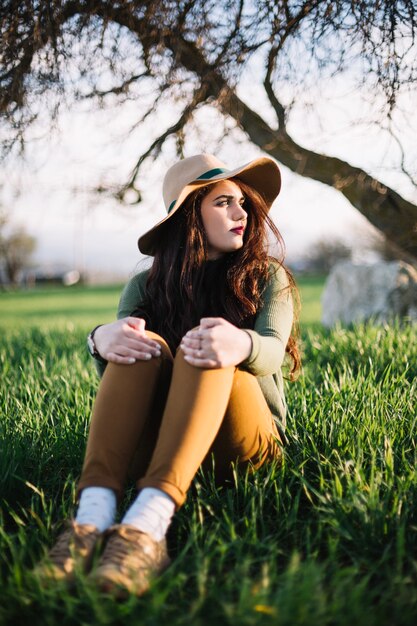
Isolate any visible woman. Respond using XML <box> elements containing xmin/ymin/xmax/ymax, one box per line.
<box><xmin>35</xmin><ymin>153</ymin><xmax>300</xmax><ymax>598</ymax></box>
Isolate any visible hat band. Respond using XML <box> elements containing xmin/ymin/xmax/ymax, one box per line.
<box><xmin>196</xmin><ymin>167</ymin><xmax>228</xmax><ymax>180</ymax></box>
<box><xmin>167</xmin><ymin>167</ymin><xmax>229</xmax><ymax>214</ymax></box>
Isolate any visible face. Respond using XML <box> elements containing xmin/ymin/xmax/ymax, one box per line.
<box><xmin>200</xmin><ymin>180</ymin><xmax>248</xmax><ymax>260</ymax></box>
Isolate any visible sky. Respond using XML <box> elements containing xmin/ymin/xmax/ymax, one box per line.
<box><xmin>2</xmin><ymin>54</ymin><xmax>416</xmax><ymax>281</ymax></box>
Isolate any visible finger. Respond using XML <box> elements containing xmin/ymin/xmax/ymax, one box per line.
<box><xmin>183</xmin><ymin>335</ymin><xmax>213</xmax><ymax>357</ymax></box>
<box><xmin>184</xmin><ymin>329</ymin><xmax>200</xmax><ymax>339</ymax></box>
<box><xmin>126</xmin><ymin>317</ymin><xmax>146</xmax><ymax>331</ymax></box>
<box><xmin>107</xmin><ymin>345</ymin><xmax>160</xmax><ymax>360</ymax></box>
<box><xmin>199</xmin><ymin>317</ymin><xmax>225</xmax><ymax>328</ymax></box>
<box><xmin>185</xmin><ymin>327</ymin><xmax>211</xmax><ymax>345</ymax></box>
<box><xmin>106</xmin><ymin>352</ymin><xmax>137</xmax><ymax>364</ymax></box>
<box><xmin>125</xmin><ymin>338</ymin><xmax>161</xmax><ymax>355</ymax></box>
<box><xmin>124</xmin><ymin>326</ymin><xmax>161</xmax><ymax>349</ymax></box>
<box><xmin>181</xmin><ymin>336</ymin><xmax>200</xmax><ymax>349</ymax></box>
<box><xmin>183</xmin><ymin>354</ymin><xmax>219</xmax><ymax>368</ymax></box>
<box><xmin>181</xmin><ymin>339</ymin><xmax>208</xmax><ymax>357</ymax></box>
<box><xmin>118</xmin><ymin>346</ymin><xmax>160</xmax><ymax>360</ymax></box>
<box><xmin>179</xmin><ymin>344</ymin><xmax>197</xmax><ymax>358</ymax></box>
<box><xmin>125</xmin><ymin>323</ymin><xmax>161</xmax><ymax>346</ymax></box>
<box><xmin>107</xmin><ymin>351</ymin><xmax>156</xmax><ymax>363</ymax></box>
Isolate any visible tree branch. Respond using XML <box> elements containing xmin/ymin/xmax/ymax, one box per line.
<box><xmin>212</xmin><ymin>0</ymin><xmax>245</xmax><ymax>67</ymax></box>
<box><xmin>263</xmin><ymin>46</ymin><xmax>286</xmax><ymax>129</ymax></box>
<box><xmin>80</xmin><ymin>71</ymin><xmax>151</xmax><ymax>100</ymax></box>
<box><xmin>386</xmin><ymin>126</ymin><xmax>417</xmax><ymax>188</ymax></box>
<box><xmin>120</xmin><ymin>82</ymin><xmax>210</xmax><ymax>197</ymax></box>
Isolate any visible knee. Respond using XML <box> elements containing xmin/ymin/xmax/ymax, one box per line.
<box><xmin>144</xmin><ymin>331</ymin><xmax>173</xmax><ymax>360</ymax></box>
<box><xmin>103</xmin><ymin>348</ymin><xmax>172</xmax><ymax>379</ymax></box>
<box><xmin>231</xmin><ymin>368</ymin><xmax>258</xmax><ymax>392</ymax></box>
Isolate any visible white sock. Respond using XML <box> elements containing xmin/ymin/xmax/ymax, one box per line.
<box><xmin>75</xmin><ymin>487</ymin><xmax>117</xmax><ymax>532</ymax></box>
<box><xmin>121</xmin><ymin>487</ymin><xmax>175</xmax><ymax>542</ymax></box>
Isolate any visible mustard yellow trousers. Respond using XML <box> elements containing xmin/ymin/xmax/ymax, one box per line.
<box><xmin>78</xmin><ymin>332</ymin><xmax>282</xmax><ymax>508</ymax></box>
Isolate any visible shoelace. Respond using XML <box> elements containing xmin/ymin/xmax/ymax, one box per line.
<box><xmin>48</xmin><ymin>528</ymin><xmax>75</xmax><ymax>565</ymax></box>
<box><xmin>48</xmin><ymin>525</ymin><xmax>96</xmax><ymax>565</ymax></box>
<box><xmin>100</xmin><ymin>531</ymin><xmax>156</xmax><ymax>572</ymax></box>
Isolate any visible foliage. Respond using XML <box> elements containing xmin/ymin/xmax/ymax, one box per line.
<box><xmin>304</xmin><ymin>237</ymin><xmax>352</xmax><ymax>274</ymax></box>
<box><xmin>0</xmin><ymin>209</ymin><xmax>37</xmax><ymax>285</ymax></box>
<box><xmin>360</xmin><ymin>227</ymin><xmax>414</xmax><ymax>263</ymax></box>
<box><xmin>2</xmin><ymin>1</ymin><xmax>416</xmax><ymax>133</ymax></box>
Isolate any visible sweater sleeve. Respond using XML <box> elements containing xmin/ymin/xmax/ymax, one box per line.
<box><xmin>117</xmin><ymin>271</ymin><xmax>149</xmax><ymax>319</ymax></box>
<box><xmin>91</xmin><ymin>271</ymin><xmax>149</xmax><ymax>378</ymax></box>
<box><xmin>241</xmin><ymin>264</ymin><xmax>294</xmax><ymax>376</ymax></box>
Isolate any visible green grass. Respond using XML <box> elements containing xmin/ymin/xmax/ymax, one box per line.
<box><xmin>0</xmin><ymin>284</ymin><xmax>122</xmax><ymax>330</ymax></box>
<box><xmin>0</xmin><ymin>273</ymin><xmax>324</xmax><ymax>329</ymax></box>
<box><xmin>1</xmin><ymin>279</ymin><xmax>417</xmax><ymax>624</ymax></box>
<box><xmin>296</xmin><ymin>274</ymin><xmax>324</xmax><ymax>325</ymax></box>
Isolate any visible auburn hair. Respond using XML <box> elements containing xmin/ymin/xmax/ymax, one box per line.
<box><xmin>132</xmin><ymin>178</ymin><xmax>301</xmax><ymax>379</ymax></box>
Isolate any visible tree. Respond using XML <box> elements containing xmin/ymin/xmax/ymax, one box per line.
<box><xmin>358</xmin><ymin>226</ymin><xmax>411</xmax><ymax>262</ymax></box>
<box><xmin>1</xmin><ymin>1</ymin><xmax>417</xmax><ymax>259</ymax></box>
<box><xmin>304</xmin><ymin>237</ymin><xmax>352</xmax><ymax>274</ymax></box>
<box><xmin>0</xmin><ymin>210</ymin><xmax>37</xmax><ymax>285</ymax></box>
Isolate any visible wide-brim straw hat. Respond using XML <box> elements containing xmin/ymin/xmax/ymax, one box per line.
<box><xmin>138</xmin><ymin>153</ymin><xmax>281</xmax><ymax>255</ymax></box>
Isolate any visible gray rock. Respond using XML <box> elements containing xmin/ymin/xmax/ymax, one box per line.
<box><xmin>321</xmin><ymin>261</ymin><xmax>417</xmax><ymax>326</ymax></box>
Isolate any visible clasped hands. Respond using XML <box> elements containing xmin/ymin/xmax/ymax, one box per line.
<box><xmin>93</xmin><ymin>316</ymin><xmax>252</xmax><ymax>368</ymax></box>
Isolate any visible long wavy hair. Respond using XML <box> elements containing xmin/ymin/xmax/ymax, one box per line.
<box><xmin>133</xmin><ymin>177</ymin><xmax>301</xmax><ymax>379</ymax></box>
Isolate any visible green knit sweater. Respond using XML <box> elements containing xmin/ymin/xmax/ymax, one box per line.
<box><xmin>94</xmin><ymin>263</ymin><xmax>294</xmax><ymax>440</ymax></box>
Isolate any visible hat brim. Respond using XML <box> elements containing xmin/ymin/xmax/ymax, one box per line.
<box><xmin>138</xmin><ymin>156</ymin><xmax>281</xmax><ymax>255</ymax></box>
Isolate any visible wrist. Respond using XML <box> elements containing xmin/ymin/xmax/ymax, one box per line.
<box><xmin>87</xmin><ymin>325</ymin><xmax>105</xmax><ymax>361</ymax></box>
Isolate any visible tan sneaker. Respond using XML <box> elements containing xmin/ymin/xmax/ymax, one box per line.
<box><xmin>91</xmin><ymin>524</ymin><xmax>171</xmax><ymax>598</ymax></box>
<box><xmin>33</xmin><ymin>521</ymin><xmax>101</xmax><ymax>584</ymax></box>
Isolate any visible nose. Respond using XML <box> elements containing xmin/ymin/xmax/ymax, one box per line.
<box><xmin>231</xmin><ymin>201</ymin><xmax>247</xmax><ymax>221</ymax></box>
